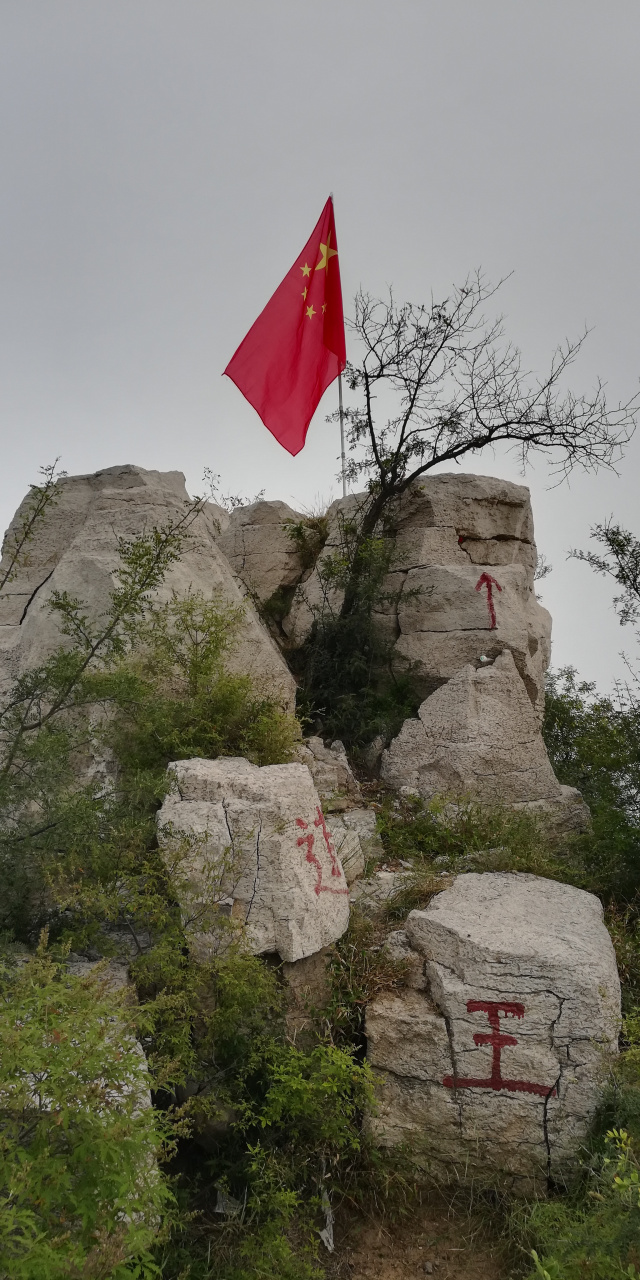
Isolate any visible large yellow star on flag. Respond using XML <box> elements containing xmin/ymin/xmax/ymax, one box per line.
<box><xmin>315</xmin><ymin>230</ymin><xmax>338</xmax><ymax>273</ymax></box>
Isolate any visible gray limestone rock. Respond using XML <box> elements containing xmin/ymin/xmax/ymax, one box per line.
<box><xmin>0</xmin><ymin>464</ymin><xmax>296</xmax><ymax>713</ymax></box>
<box><xmin>324</xmin><ymin>816</ymin><xmax>365</xmax><ymax>885</ymax></box>
<box><xmin>381</xmin><ymin>650</ymin><xmax>563</xmax><ymax>806</ymax></box>
<box><xmin>383</xmin><ymin>929</ymin><xmax>428</xmax><ymax>990</ymax></box>
<box><xmin>323</xmin><ymin>807</ymin><xmax>382</xmax><ymax>884</ymax></box>
<box><xmin>366</xmin><ymin>872</ymin><xmax>621</xmax><ymax>1189</ymax></box>
<box><xmin>281</xmin><ymin>492</ymin><xmax>368</xmax><ymax>647</ymax></box>
<box><xmin>294</xmin><ymin>736</ymin><xmax>361</xmax><ymax>803</ymax></box>
<box><xmin>217</xmin><ymin>499</ymin><xmax>305</xmax><ymax>604</ymax></box>
<box><xmin>350</xmin><ymin>868</ymin><xmax>414</xmax><ymax>917</ymax></box>
<box><xmin>157</xmin><ymin>756</ymin><xmax>350</xmax><ymax>963</ymax></box>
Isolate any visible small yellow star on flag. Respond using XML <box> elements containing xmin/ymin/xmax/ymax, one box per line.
<box><xmin>300</xmin><ymin>262</ymin><xmax>311</xmax><ymax>277</ymax></box>
<box><xmin>302</xmin><ymin>287</ymin><xmax>308</xmax><ymax>299</ymax></box>
<box><xmin>306</xmin><ymin>304</ymin><xmax>316</xmax><ymax>319</ymax></box>
<box><xmin>322</xmin><ymin>302</ymin><xmax>327</xmax><ymax>314</ymax></box>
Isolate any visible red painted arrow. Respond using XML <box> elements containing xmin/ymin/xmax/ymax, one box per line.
<box><xmin>475</xmin><ymin>572</ymin><xmax>502</xmax><ymax>629</ymax></box>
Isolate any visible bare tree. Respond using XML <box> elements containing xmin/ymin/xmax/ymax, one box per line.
<box><xmin>333</xmin><ymin>275</ymin><xmax>637</xmax><ymax>617</ymax></box>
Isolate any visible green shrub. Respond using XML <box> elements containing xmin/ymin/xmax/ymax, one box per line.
<box><xmin>523</xmin><ymin>1128</ymin><xmax>640</xmax><ymax>1279</ymax></box>
<box><xmin>0</xmin><ymin>942</ymin><xmax>172</xmax><ymax>1279</ymax></box>
<box><xmin>377</xmin><ymin>791</ymin><xmax>579</xmax><ymax>880</ymax></box>
<box><xmin>106</xmin><ymin>592</ymin><xmax>299</xmax><ymax>773</ymax></box>
<box><xmin>543</xmin><ymin>668</ymin><xmax>640</xmax><ymax>902</ymax></box>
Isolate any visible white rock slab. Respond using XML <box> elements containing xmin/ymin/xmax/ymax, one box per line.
<box><xmin>294</xmin><ymin>736</ymin><xmax>361</xmax><ymax>803</ymax></box>
<box><xmin>217</xmin><ymin>499</ymin><xmax>305</xmax><ymax>603</ymax></box>
<box><xmin>157</xmin><ymin>757</ymin><xmax>350</xmax><ymax>963</ymax></box>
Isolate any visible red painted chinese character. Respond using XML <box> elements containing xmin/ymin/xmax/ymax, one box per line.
<box><xmin>443</xmin><ymin>1000</ymin><xmax>557</xmax><ymax>1098</ymax></box>
<box><xmin>296</xmin><ymin>812</ymin><xmax>348</xmax><ymax>897</ymax></box>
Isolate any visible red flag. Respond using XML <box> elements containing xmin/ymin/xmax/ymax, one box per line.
<box><xmin>224</xmin><ymin>197</ymin><xmax>346</xmax><ymax>456</ymax></box>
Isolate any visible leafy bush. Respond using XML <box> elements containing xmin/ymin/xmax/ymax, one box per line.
<box><xmin>105</xmin><ymin>591</ymin><xmax>299</xmax><ymax>774</ymax></box>
<box><xmin>543</xmin><ymin>668</ymin><xmax>640</xmax><ymax>902</ymax></box>
<box><xmin>377</xmin><ymin>791</ymin><xmax>577</xmax><ymax>880</ymax></box>
<box><xmin>148</xmin><ymin>945</ymin><xmax>378</xmax><ymax>1280</ymax></box>
<box><xmin>0</xmin><ymin>942</ymin><xmax>172</xmax><ymax>1279</ymax></box>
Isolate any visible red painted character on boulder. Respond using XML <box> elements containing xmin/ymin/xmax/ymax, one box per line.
<box><xmin>443</xmin><ymin>1000</ymin><xmax>557</xmax><ymax>1098</ymax></box>
<box><xmin>296</xmin><ymin>807</ymin><xmax>349</xmax><ymax>897</ymax></box>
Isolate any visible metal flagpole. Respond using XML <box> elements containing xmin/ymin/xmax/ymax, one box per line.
<box><xmin>338</xmin><ymin>371</ymin><xmax>347</xmax><ymax>498</ymax></box>
<box><xmin>330</xmin><ymin>191</ymin><xmax>347</xmax><ymax>500</ymax></box>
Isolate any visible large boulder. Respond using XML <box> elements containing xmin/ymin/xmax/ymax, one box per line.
<box><xmin>0</xmin><ymin>465</ymin><xmax>296</xmax><ymax>713</ymax></box>
<box><xmin>282</xmin><ymin>475</ymin><xmax>550</xmax><ymax>717</ymax></box>
<box><xmin>157</xmin><ymin>757</ymin><xmax>350</xmax><ymax>963</ymax></box>
<box><xmin>216</xmin><ymin>499</ymin><xmax>306</xmax><ymax>605</ymax></box>
<box><xmin>381</xmin><ymin>649</ymin><xmax>565</xmax><ymax>806</ymax></box>
<box><xmin>366</xmin><ymin>872</ymin><xmax>621</xmax><ymax>1190</ymax></box>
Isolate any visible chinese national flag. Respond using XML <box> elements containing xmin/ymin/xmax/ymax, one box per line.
<box><xmin>223</xmin><ymin>197</ymin><xmax>346</xmax><ymax>456</ymax></box>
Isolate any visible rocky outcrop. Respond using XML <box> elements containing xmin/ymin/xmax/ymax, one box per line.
<box><xmin>0</xmin><ymin>465</ymin><xmax>296</xmax><ymax>713</ymax></box>
<box><xmin>157</xmin><ymin>756</ymin><xmax>351</xmax><ymax>963</ymax></box>
<box><xmin>217</xmin><ymin>499</ymin><xmax>306</xmax><ymax>605</ymax></box>
<box><xmin>381</xmin><ymin>650</ymin><xmax>586</xmax><ymax>822</ymax></box>
<box><xmin>281</xmin><ymin>475</ymin><xmax>551</xmax><ymax>718</ymax></box>
<box><xmin>366</xmin><ymin>872</ymin><xmax>621</xmax><ymax>1190</ymax></box>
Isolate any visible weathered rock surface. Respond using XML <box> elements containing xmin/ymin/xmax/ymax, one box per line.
<box><xmin>295</xmin><ymin>736</ymin><xmax>361</xmax><ymax>803</ymax></box>
<box><xmin>0</xmin><ymin>465</ymin><xmax>296</xmax><ymax>712</ymax></box>
<box><xmin>282</xmin><ymin>492</ymin><xmax>366</xmax><ymax>646</ymax></box>
<box><xmin>381</xmin><ymin>650</ymin><xmax>571</xmax><ymax>809</ymax></box>
<box><xmin>157</xmin><ymin>756</ymin><xmax>350</xmax><ymax>963</ymax></box>
<box><xmin>324</xmin><ymin>816</ymin><xmax>366</xmax><ymax>885</ymax></box>
<box><xmin>281</xmin><ymin>475</ymin><xmax>551</xmax><ymax>717</ymax></box>
<box><xmin>513</xmin><ymin>787</ymin><xmax>592</xmax><ymax>835</ymax></box>
<box><xmin>383</xmin><ymin>929</ymin><xmax>429</xmax><ymax>990</ymax></box>
<box><xmin>217</xmin><ymin>499</ymin><xmax>305</xmax><ymax>604</ymax></box>
<box><xmin>324</xmin><ymin>807</ymin><xmax>383</xmax><ymax>885</ymax></box>
<box><xmin>366</xmin><ymin>872</ymin><xmax>621</xmax><ymax>1188</ymax></box>
<box><xmin>350</xmin><ymin>868</ymin><xmax>414</xmax><ymax>917</ymax></box>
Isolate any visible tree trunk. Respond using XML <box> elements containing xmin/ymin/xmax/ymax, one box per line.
<box><xmin>338</xmin><ymin>487</ymin><xmax>394</xmax><ymax>620</ymax></box>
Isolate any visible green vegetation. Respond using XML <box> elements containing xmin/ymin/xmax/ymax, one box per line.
<box><xmin>0</xmin><ymin>943</ymin><xmax>172</xmax><ymax>1279</ymax></box>
<box><xmin>543</xmin><ymin>668</ymin><xmax>640</xmax><ymax>905</ymax></box>
<box><xmin>293</xmin><ymin>509</ymin><xmax>419</xmax><ymax>747</ymax></box>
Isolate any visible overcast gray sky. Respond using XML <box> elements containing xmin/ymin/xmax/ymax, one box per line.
<box><xmin>1</xmin><ymin>1</ymin><xmax>639</xmax><ymax>688</ymax></box>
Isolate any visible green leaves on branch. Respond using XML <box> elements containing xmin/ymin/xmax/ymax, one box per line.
<box><xmin>0</xmin><ymin>943</ymin><xmax>172</xmax><ymax>1279</ymax></box>
<box><xmin>108</xmin><ymin>592</ymin><xmax>298</xmax><ymax>774</ymax></box>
